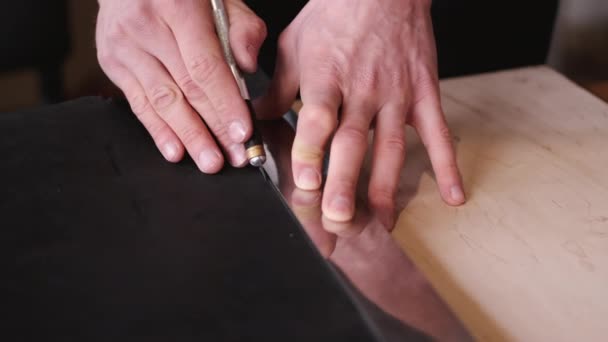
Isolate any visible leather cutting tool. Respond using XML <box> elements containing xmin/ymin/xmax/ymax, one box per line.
<box><xmin>210</xmin><ymin>0</ymin><xmax>267</xmax><ymax>167</ymax></box>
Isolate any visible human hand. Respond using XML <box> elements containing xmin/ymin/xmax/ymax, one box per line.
<box><xmin>257</xmin><ymin>0</ymin><xmax>465</xmax><ymax>225</ymax></box>
<box><xmin>96</xmin><ymin>0</ymin><xmax>267</xmax><ymax>172</ymax></box>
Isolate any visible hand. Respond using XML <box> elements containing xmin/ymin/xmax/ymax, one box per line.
<box><xmin>257</xmin><ymin>0</ymin><xmax>465</xmax><ymax>225</ymax></box>
<box><xmin>96</xmin><ymin>0</ymin><xmax>267</xmax><ymax>172</ymax></box>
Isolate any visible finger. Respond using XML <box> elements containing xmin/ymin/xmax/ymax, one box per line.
<box><xmin>226</xmin><ymin>1</ymin><xmax>268</xmax><ymax>73</ymax></box>
<box><xmin>131</xmin><ymin>21</ymin><xmax>247</xmax><ymax>167</ymax></box>
<box><xmin>322</xmin><ymin>99</ymin><xmax>375</xmax><ymax>222</ymax></box>
<box><xmin>321</xmin><ymin>209</ymin><xmax>368</xmax><ymax>238</ymax></box>
<box><xmin>102</xmin><ymin>62</ymin><xmax>185</xmax><ymax>163</ymax></box>
<box><xmin>412</xmin><ymin>91</ymin><xmax>465</xmax><ymax>205</ymax></box>
<box><xmin>164</xmin><ymin>1</ymin><xmax>252</xmax><ymax>147</ymax></box>
<box><xmin>290</xmin><ymin>189</ymin><xmax>336</xmax><ymax>258</ymax></box>
<box><xmin>225</xmin><ymin>143</ymin><xmax>248</xmax><ymax>168</ymax></box>
<box><xmin>254</xmin><ymin>30</ymin><xmax>299</xmax><ymax>120</ymax></box>
<box><xmin>96</xmin><ymin>9</ymin><xmax>183</xmax><ymax>162</ymax></box>
<box><xmin>291</xmin><ymin>73</ymin><xmax>341</xmax><ymax>191</ymax></box>
<box><xmin>368</xmin><ymin>102</ymin><xmax>408</xmax><ymax>230</ymax></box>
<box><xmin>116</xmin><ymin>45</ymin><xmax>225</xmax><ymax>174</ymax></box>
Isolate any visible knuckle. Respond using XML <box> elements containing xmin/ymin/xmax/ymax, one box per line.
<box><xmin>210</xmin><ymin>95</ymin><xmax>232</xmax><ymax>119</ymax></box>
<box><xmin>145</xmin><ymin>121</ymin><xmax>169</xmax><ymax>141</ymax></box>
<box><xmin>413</xmin><ymin>77</ymin><xmax>438</xmax><ymax>106</ymax></box>
<box><xmin>277</xmin><ymin>30</ymin><xmax>292</xmax><ymax>51</ymax></box>
<box><xmin>316</xmin><ymin>58</ymin><xmax>343</xmax><ymax>82</ymax></box>
<box><xmin>389</xmin><ymin>70</ymin><xmax>406</xmax><ymax>88</ymax></box>
<box><xmin>336</xmin><ymin>125</ymin><xmax>368</xmax><ymax>145</ymax></box>
<box><xmin>177</xmin><ymin>75</ymin><xmax>205</xmax><ymax>100</ymax></box>
<box><xmin>189</xmin><ymin>54</ymin><xmax>222</xmax><ymax>84</ymax></box>
<box><xmin>96</xmin><ymin>49</ymin><xmax>118</xmax><ymax>70</ymax></box>
<box><xmin>126</xmin><ymin>97</ymin><xmax>167</xmax><ymax>141</ymax></box>
<box><xmin>128</xmin><ymin>93</ymin><xmax>150</xmax><ymax>118</ymax></box>
<box><xmin>149</xmin><ymin>85</ymin><xmax>181</xmax><ymax>112</ymax></box>
<box><xmin>249</xmin><ymin>17</ymin><xmax>267</xmax><ymax>40</ymax></box>
<box><xmin>303</xmin><ymin>106</ymin><xmax>337</xmax><ymax>135</ymax></box>
<box><xmin>438</xmin><ymin>125</ymin><xmax>452</xmax><ymax>141</ymax></box>
<box><xmin>104</xmin><ymin>22</ymin><xmax>129</xmax><ymax>43</ymax></box>
<box><xmin>121</xmin><ymin>3</ymin><xmax>153</xmax><ymax>33</ymax></box>
<box><xmin>383</xmin><ymin>133</ymin><xmax>406</xmax><ymax>154</ymax></box>
<box><xmin>179</xmin><ymin>125</ymin><xmax>205</xmax><ymax>147</ymax></box>
<box><xmin>206</xmin><ymin>118</ymin><xmax>228</xmax><ymax>140</ymax></box>
<box><xmin>353</xmin><ymin>69</ymin><xmax>379</xmax><ymax>92</ymax></box>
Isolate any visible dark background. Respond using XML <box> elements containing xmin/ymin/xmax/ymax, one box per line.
<box><xmin>0</xmin><ymin>0</ymin><xmax>606</xmax><ymax>112</ymax></box>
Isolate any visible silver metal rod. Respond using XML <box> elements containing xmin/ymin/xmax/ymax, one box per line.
<box><xmin>210</xmin><ymin>0</ymin><xmax>250</xmax><ymax>99</ymax></box>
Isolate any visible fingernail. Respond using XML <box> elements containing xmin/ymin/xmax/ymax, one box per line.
<box><xmin>450</xmin><ymin>185</ymin><xmax>465</xmax><ymax>203</ymax></box>
<box><xmin>297</xmin><ymin>168</ymin><xmax>321</xmax><ymax>190</ymax></box>
<box><xmin>162</xmin><ymin>142</ymin><xmax>178</xmax><ymax>161</ymax></box>
<box><xmin>199</xmin><ymin>149</ymin><xmax>222</xmax><ymax>173</ymax></box>
<box><xmin>327</xmin><ymin>195</ymin><xmax>353</xmax><ymax>222</ymax></box>
<box><xmin>246</xmin><ymin>44</ymin><xmax>256</xmax><ymax>56</ymax></box>
<box><xmin>247</xmin><ymin>44</ymin><xmax>259</xmax><ymax>64</ymax></box>
<box><xmin>229</xmin><ymin>144</ymin><xmax>248</xmax><ymax>167</ymax></box>
<box><xmin>228</xmin><ymin>120</ymin><xmax>247</xmax><ymax>143</ymax></box>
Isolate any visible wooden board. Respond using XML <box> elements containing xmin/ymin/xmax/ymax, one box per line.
<box><xmin>392</xmin><ymin>66</ymin><xmax>608</xmax><ymax>341</ymax></box>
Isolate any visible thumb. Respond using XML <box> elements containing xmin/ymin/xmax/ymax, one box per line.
<box><xmin>226</xmin><ymin>1</ymin><xmax>267</xmax><ymax>73</ymax></box>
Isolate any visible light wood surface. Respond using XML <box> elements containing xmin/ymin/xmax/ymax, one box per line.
<box><xmin>392</xmin><ymin>66</ymin><xmax>608</xmax><ymax>341</ymax></box>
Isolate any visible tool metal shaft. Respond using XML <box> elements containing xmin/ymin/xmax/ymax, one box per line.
<box><xmin>210</xmin><ymin>0</ymin><xmax>266</xmax><ymax>167</ymax></box>
<box><xmin>210</xmin><ymin>0</ymin><xmax>248</xmax><ymax>99</ymax></box>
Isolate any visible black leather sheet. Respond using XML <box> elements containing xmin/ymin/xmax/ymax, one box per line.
<box><xmin>0</xmin><ymin>97</ymin><xmax>432</xmax><ymax>341</ymax></box>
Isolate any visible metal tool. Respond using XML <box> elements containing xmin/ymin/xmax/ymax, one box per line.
<box><xmin>210</xmin><ymin>0</ymin><xmax>266</xmax><ymax>167</ymax></box>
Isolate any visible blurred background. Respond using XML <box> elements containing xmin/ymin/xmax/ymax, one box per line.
<box><xmin>0</xmin><ymin>0</ymin><xmax>606</xmax><ymax>113</ymax></box>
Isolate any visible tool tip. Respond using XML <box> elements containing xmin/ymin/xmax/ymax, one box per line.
<box><xmin>249</xmin><ymin>155</ymin><xmax>266</xmax><ymax>167</ymax></box>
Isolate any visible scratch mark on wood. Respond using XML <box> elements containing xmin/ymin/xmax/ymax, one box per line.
<box><xmin>562</xmin><ymin>240</ymin><xmax>587</xmax><ymax>258</ymax></box>
<box><xmin>593</xmin><ymin>216</ymin><xmax>608</xmax><ymax>223</ymax></box>
<box><xmin>588</xmin><ymin>230</ymin><xmax>608</xmax><ymax>237</ymax></box>
<box><xmin>459</xmin><ymin>233</ymin><xmax>475</xmax><ymax>251</ymax></box>
<box><xmin>443</xmin><ymin>93</ymin><xmax>487</xmax><ymax>118</ymax></box>
<box><xmin>579</xmin><ymin>259</ymin><xmax>595</xmax><ymax>272</ymax></box>
<box><xmin>551</xmin><ymin>200</ymin><xmax>564</xmax><ymax>209</ymax></box>
<box><xmin>459</xmin><ymin>233</ymin><xmax>508</xmax><ymax>264</ymax></box>
<box><xmin>540</xmin><ymin>144</ymin><xmax>553</xmax><ymax>153</ymax></box>
<box><xmin>583</xmin><ymin>199</ymin><xmax>591</xmax><ymax>214</ymax></box>
<box><xmin>562</xmin><ymin>240</ymin><xmax>595</xmax><ymax>272</ymax></box>
<box><xmin>510</xmin><ymin>231</ymin><xmax>540</xmax><ymax>263</ymax></box>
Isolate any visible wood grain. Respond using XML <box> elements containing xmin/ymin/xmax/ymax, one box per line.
<box><xmin>392</xmin><ymin>66</ymin><xmax>608</xmax><ymax>341</ymax></box>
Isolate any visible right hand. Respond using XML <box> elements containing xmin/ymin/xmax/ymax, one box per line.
<box><xmin>96</xmin><ymin>0</ymin><xmax>267</xmax><ymax>172</ymax></box>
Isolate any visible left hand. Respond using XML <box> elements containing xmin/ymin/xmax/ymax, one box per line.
<box><xmin>257</xmin><ymin>0</ymin><xmax>465</xmax><ymax>225</ymax></box>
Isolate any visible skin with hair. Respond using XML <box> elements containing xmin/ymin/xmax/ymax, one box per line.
<box><xmin>95</xmin><ymin>0</ymin><xmax>465</xmax><ymax>227</ymax></box>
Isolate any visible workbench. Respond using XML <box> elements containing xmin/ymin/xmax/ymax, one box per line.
<box><xmin>393</xmin><ymin>66</ymin><xmax>608</xmax><ymax>341</ymax></box>
<box><xmin>3</xmin><ymin>65</ymin><xmax>606</xmax><ymax>341</ymax></box>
